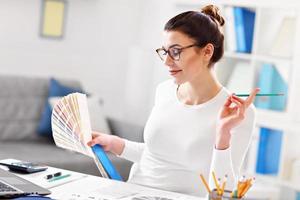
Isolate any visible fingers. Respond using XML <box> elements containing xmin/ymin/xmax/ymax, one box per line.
<box><xmin>231</xmin><ymin>87</ymin><xmax>260</xmax><ymax>108</ymax></box>
<box><xmin>230</xmin><ymin>96</ymin><xmax>245</xmax><ymax>116</ymax></box>
<box><xmin>231</xmin><ymin>95</ymin><xmax>245</xmax><ymax>104</ymax></box>
<box><xmin>87</xmin><ymin>135</ymin><xmax>105</xmax><ymax>147</ymax></box>
<box><xmin>224</xmin><ymin>94</ymin><xmax>233</xmax><ymax>107</ymax></box>
<box><xmin>91</xmin><ymin>133</ymin><xmax>99</xmax><ymax>139</ymax></box>
<box><xmin>91</xmin><ymin>131</ymin><xmax>104</xmax><ymax>139</ymax></box>
<box><xmin>87</xmin><ymin>139</ymin><xmax>96</xmax><ymax>147</ymax></box>
<box><xmin>245</xmin><ymin>88</ymin><xmax>260</xmax><ymax>107</ymax></box>
<box><xmin>226</xmin><ymin>94</ymin><xmax>245</xmax><ymax>108</ymax></box>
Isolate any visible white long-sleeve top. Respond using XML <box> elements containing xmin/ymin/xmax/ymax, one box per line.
<box><xmin>120</xmin><ymin>79</ymin><xmax>256</xmax><ymax>197</ymax></box>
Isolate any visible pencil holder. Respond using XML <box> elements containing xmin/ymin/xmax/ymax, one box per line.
<box><xmin>208</xmin><ymin>189</ymin><xmax>244</xmax><ymax>200</ymax></box>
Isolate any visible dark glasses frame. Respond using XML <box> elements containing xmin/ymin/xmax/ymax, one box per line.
<box><xmin>155</xmin><ymin>44</ymin><xmax>198</xmax><ymax>61</ymax></box>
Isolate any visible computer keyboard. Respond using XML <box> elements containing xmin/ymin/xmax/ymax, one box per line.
<box><xmin>0</xmin><ymin>180</ymin><xmax>18</xmax><ymax>192</ymax></box>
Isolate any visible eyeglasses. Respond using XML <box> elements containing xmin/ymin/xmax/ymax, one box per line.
<box><xmin>156</xmin><ymin>44</ymin><xmax>198</xmax><ymax>61</ymax></box>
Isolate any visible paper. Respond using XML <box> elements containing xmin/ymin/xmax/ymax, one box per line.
<box><xmin>50</xmin><ymin>176</ymin><xmax>203</xmax><ymax>200</ymax></box>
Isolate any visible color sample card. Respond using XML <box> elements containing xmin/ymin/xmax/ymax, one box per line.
<box><xmin>51</xmin><ymin>93</ymin><xmax>109</xmax><ymax>178</ymax></box>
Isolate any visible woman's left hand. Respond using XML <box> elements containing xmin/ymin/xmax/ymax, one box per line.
<box><xmin>215</xmin><ymin>88</ymin><xmax>260</xmax><ymax>150</ymax></box>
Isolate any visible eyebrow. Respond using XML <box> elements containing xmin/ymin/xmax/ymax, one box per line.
<box><xmin>163</xmin><ymin>44</ymin><xmax>182</xmax><ymax>49</ymax></box>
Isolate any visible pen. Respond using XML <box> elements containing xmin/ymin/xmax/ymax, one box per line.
<box><xmin>48</xmin><ymin>173</ymin><xmax>71</xmax><ymax>182</ymax></box>
<box><xmin>45</xmin><ymin>172</ymin><xmax>62</xmax><ymax>180</ymax></box>
<box><xmin>235</xmin><ymin>93</ymin><xmax>284</xmax><ymax>97</ymax></box>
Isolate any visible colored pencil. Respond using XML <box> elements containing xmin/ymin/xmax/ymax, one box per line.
<box><xmin>221</xmin><ymin>175</ymin><xmax>227</xmax><ymax>195</ymax></box>
<box><xmin>199</xmin><ymin>174</ymin><xmax>211</xmax><ymax>193</ymax></box>
<box><xmin>235</xmin><ymin>93</ymin><xmax>284</xmax><ymax>97</ymax></box>
<box><xmin>212</xmin><ymin>171</ymin><xmax>221</xmax><ymax>195</ymax></box>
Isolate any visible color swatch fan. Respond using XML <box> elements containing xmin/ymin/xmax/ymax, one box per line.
<box><xmin>51</xmin><ymin>93</ymin><xmax>123</xmax><ymax>181</ymax></box>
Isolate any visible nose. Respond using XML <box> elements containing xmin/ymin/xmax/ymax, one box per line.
<box><xmin>164</xmin><ymin>54</ymin><xmax>174</xmax><ymax>67</ymax></box>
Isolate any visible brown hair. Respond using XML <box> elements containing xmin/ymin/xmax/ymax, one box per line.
<box><xmin>164</xmin><ymin>5</ymin><xmax>225</xmax><ymax>66</ymax></box>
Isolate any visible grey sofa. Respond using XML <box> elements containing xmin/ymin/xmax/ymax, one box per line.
<box><xmin>0</xmin><ymin>75</ymin><xmax>144</xmax><ymax>181</ymax></box>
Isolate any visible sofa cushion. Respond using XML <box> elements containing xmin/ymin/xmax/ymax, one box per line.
<box><xmin>0</xmin><ymin>76</ymin><xmax>83</xmax><ymax>142</ymax></box>
<box><xmin>0</xmin><ymin>76</ymin><xmax>48</xmax><ymax>142</ymax></box>
<box><xmin>37</xmin><ymin>78</ymin><xmax>83</xmax><ymax>137</ymax></box>
<box><xmin>107</xmin><ymin>118</ymin><xmax>144</xmax><ymax>142</ymax></box>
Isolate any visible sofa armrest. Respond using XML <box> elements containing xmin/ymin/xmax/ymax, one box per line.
<box><xmin>107</xmin><ymin>118</ymin><xmax>144</xmax><ymax>143</ymax></box>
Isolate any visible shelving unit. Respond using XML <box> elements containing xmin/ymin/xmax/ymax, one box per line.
<box><xmin>173</xmin><ymin>0</ymin><xmax>300</xmax><ymax>191</ymax></box>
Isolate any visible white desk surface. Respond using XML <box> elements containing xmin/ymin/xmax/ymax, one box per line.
<box><xmin>2</xmin><ymin>159</ymin><xmax>299</xmax><ymax>200</ymax></box>
<box><xmin>0</xmin><ymin>159</ymin><xmax>204</xmax><ymax>200</ymax></box>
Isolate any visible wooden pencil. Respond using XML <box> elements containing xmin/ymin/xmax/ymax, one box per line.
<box><xmin>199</xmin><ymin>174</ymin><xmax>211</xmax><ymax>193</ymax></box>
<box><xmin>212</xmin><ymin>171</ymin><xmax>221</xmax><ymax>195</ymax></box>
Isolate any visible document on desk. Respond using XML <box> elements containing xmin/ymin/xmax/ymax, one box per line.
<box><xmin>50</xmin><ymin>176</ymin><xmax>203</xmax><ymax>200</ymax></box>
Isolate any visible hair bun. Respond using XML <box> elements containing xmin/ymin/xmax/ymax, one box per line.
<box><xmin>201</xmin><ymin>5</ymin><xmax>225</xmax><ymax>26</ymax></box>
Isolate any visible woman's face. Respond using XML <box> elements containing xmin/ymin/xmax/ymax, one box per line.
<box><xmin>161</xmin><ymin>31</ymin><xmax>213</xmax><ymax>85</ymax></box>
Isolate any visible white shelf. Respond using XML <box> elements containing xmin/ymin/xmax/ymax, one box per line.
<box><xmin>254</xmin><ymin>54</ymin><xmax>292</xmax><ymax>64</ymax></box>
<box><xmin>222</xmin><ymin>1</ymin><xmax>300</xmax><ymax>191</ymax></box>
<box><xmin>256</xmin><ymin>109</ymin><xmax>300</xmax><ymax>132</ymax></box>
<box><xmin>175</xmin><ymin>0</ymin><xmax>300</xmax><ymax>189</ymax></box>
<box><xmin>224</xmin><ymin>51</ymin><xmax>292</xmax><ymax>63</ymax></box>
<box><xmin>255</xmin><ymin>109</ymin><xmax>299</xmax><ymax>131</ymax></box>
<box><xmin>224</xmin><ymin>51</ymin><xmax>253</xmax><ymax>61</ymax></box>
<box><xmin>175</xmin><ymin>0</ymin><xmax>300</xmax><ymax>9</ymax></box>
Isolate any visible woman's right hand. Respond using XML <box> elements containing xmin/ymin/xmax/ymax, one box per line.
<box><xmin>87</xmin><ymin>131</ymin><xmax>125</xmax><ymax>156</ymax></box>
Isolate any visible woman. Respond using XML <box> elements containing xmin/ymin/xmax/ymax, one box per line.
<box><xmin>88</xmin><ymin>4</ymin><xmax>259</xmax><ymax>197</ymax></box>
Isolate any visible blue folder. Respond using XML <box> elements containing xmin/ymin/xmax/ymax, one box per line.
<box><xmin>255</xmin><ymin>64</ymin><xmax>274</xmax><ymax>109</ymax></box>
<box><xmin>297</xmin><ymin>192</ymin><xmax>300</xmax><ymax>200</ymax></box>
<box><xmin>256</xmin><ymin>127</ymin><xmax>283</xmax><ymax>175</ymax></box>
<box><xmin>91</xmin><ymin>144</ymin><xmax>123</xmax><ymax>181</ymax></box>
<box><xmin>270</xmin><ymin>65</ymin><xmax>288</xmax><ymax>111</ymax></box>
<box><xmin>234</xmin><ymin>7</ymin><xmax>255</xmax><ymax>53</ymax></box>
<box><xmin>255</xmin><ymin>63</ymin><xmax>288</xmax><ymax>111</ymax></box>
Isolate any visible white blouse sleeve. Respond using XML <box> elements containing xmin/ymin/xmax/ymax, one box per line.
<box><xmin>209</xmin><ymin>104</ymin><xmax>256</xmax><ymax>190</ymax></box>
<box><xmin>119</xmin><ymin>139</ymin><xmax>145</xmax><ymax>163</ymax></box>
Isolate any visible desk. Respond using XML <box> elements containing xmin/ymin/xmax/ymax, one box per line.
<box><xmin>2</xmin><ymin>159</ymin><xmax>299</xmax><ymax>200</ymax></box>
<box><xmin>0</xmin><ymin>159</ymin><xmax>203</xmax><ymax>200</ymax></box>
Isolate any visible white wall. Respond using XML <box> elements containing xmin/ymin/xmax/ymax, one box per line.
<box><xmin>0</xmin><ymin>0</ymin><xmax>146</xmax><ymax>124</ymax></box>
<box><xmin>122</xmin><ymin>0</ymin><xmax>174</xmax><ymax>124</ymax></box>
<box><xmin>0</xmin><ymin>0</ymin><xmax>195</xmax><ymax>126</ymax></box>
<box><xmin>2</xmin><ymin>0</ymin><xmax>297</xmax><ymax>126</ymax></box>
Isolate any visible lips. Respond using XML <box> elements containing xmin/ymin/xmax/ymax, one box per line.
<box><xmin>169</xmin><ymin>69</ymin><xmax>182</xmax><ymax>76</ymax></box>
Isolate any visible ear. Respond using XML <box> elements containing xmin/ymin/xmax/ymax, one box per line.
<box><xmin>203</xmin><ymin>43</ymin><xmax>214</xmax><ymax>61</ymax></box>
